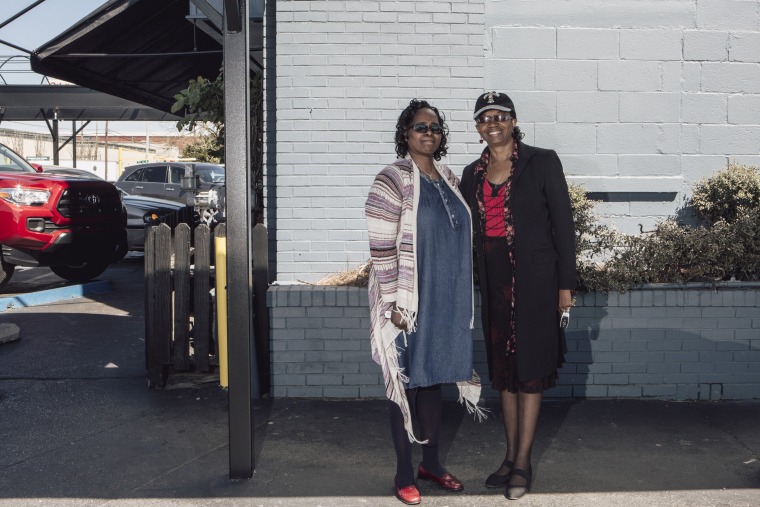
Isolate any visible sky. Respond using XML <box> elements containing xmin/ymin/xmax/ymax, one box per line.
<box><xmin>1</xmin><ymin>0</ymin><xmax>182</xmax><ymax>137</ymax></box>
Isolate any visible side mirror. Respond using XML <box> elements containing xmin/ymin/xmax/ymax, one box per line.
<box><xmin>143</xmin><ymin>212</ymin><xmax>161</xmax><ymax>225</ymax></box>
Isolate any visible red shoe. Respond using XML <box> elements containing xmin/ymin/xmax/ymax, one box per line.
<box><xmin>394</xmin><ymin>478</ymin><xmax>421</xmax><ymax>505</ymax></box>
<box><xmin>417</xmin><ymin>463</ymin><xmax>464</xmax><ymax>491</ymax></box>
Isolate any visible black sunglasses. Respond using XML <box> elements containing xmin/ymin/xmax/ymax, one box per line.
<box><xmin>475</xmin><ymin>114</ymin><xmax>513</xmax><ymax>124</ymax></box>
<box><xmin>410</xmin><ymin>122</ymin><xmax>444</xmax><ymax>134</ymax></box>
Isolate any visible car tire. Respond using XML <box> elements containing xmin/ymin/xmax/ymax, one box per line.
<box><xmin>114</xmin><ymin>235</ymin><xmax>129</xmax><ymax>260</ymax></box>
<box><xmin>0</xmin><ymin>257</ymin><xmax>15</xmax><ymax>289</ymax></box>
<box><xmin>50</xmin><ymin>259</ymin><xmax>110</xmax><ymax>283</ymax></box>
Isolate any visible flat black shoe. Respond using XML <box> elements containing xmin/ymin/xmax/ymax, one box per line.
<box><xmin>485</xmin><ymin>458</ymin><xmax>514</xmax><ymax>488</ymax></box>
<box><xmin>505</xmin><ymin>466</ymin><xmax>532</xmax><ymax>500</ymax></box>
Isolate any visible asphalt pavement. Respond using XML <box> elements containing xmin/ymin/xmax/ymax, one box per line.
<box><xmin>0</xmin><ymin>258</ymin><xmax>758</xmax><ymax>507</ymax></box>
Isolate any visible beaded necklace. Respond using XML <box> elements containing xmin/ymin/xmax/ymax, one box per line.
<box><xmin>474</xmin><ymin>143</ymin><xmax>519</xmax><ymax>355</ymax></box>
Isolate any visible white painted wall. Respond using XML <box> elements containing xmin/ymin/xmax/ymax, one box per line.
<box><xmin>268</xmin><ymin>0</ymin><xmax>486</xmax><ymax>282</ymax></box>
<box><xmin>267</xmin><ymin>0</ymin><xmax>760</xmax><ymax>282</ymax></box>
<box><xmin>485</xmin><ymin>0</ymin><xmax>760</xmax><ymax>234</ymax></box>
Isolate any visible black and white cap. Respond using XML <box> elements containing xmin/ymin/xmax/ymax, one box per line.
<box><xmin>473</xmin><ymin>91</ymin><xmax>516</xmax><ymax>120</ymax></box>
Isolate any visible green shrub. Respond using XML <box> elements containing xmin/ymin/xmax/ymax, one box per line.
<box><xmin>568</xmin><ymin>183</ymin><xmax>601</xmax><ymax>258</ymax></box>
<box><xmin>690</xmin><ymin>163</ymin><xmax>760</xmax><ymax>224</ymax></box>
<box><xmin>568</xmin><ymin>183</ymin><xmax>632</xmax><ymax>291</ymax></box>
<box><xmin>330</xmin><ymin>166</ymin><xmax>760</xmax><ymax>291</ymax></box>
<box><xmin>571</xmin><ymin>164</ymin><xmax>760</xmax><ymax>292</ymax></box>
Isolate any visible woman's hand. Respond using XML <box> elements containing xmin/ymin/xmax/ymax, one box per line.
<box><xmin>558</xmin><ymin>289</ymin><xmax>574</xmax><ymax>313</ymax></box>
<box><xmin>390</xmin><ymin>304</ymin><xmax>409</xmax><ymax>332</ymax></box>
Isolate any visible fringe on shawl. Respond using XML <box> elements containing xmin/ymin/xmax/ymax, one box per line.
<box><xmin>456</xmin><ymin>370</ymin><xmax>490</xmax><ymax>422</ymax></box>
<box><xmin>397</xmin><ymin>307</ymin><xmax>417</xmax><ymax>336</ymax></box>
<box><xmin>381</xmin><ymin>317</ymin><xmax>427</xmax><ymax>444</ymax></box>
<box><xmin>369</xmin><ymin>270</ymin><xmax>426</xmax><ymax>444</ymax></box>
<box><xmin>368</xmin><ymin>254</ymin><xmax>485</xmax><ymax>443</ymax></box>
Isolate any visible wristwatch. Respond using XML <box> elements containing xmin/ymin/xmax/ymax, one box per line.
<box><xmin>385</xmin><ymin>309</ymin><xmax>392</xmax><ymax>319</ymax></box>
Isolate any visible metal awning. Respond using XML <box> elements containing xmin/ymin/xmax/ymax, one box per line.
<box><xmin>29</xmin><ymin>0</ymin><xmax>262</xmax><ymax>114</ymax></box>
<box><xmin>0</xmin><ymin>84</ymin><xmax>180</xmax><ymax>121</ymax></box>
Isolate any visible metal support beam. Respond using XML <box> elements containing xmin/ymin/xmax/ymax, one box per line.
<box><xmin>52</xmin><ymin>114</ymin><xmax>59</xmax><ymax>165</ymax></box>
<box><xmin>41</xmin><ymin>108</ymin><xmax>60</xmax><ymax>166</ymax></box>
<box><xmin>35</xmin><ymin>117</ymin><xmax>91</xmax><ymax>169</ymax></box>
<box><xmin>189</xmin><ymin>0</ymin><xmax>224</xmax><ymax>31</ymax></box>
<box><xmin>223</xmin><ymin>0</ymin><xmax>255</xmax><ymax>480</ymax></box>
<box><xmin>72</xmin><ymin>121</ymin><xmax>76</xmax><ymax>168</ymax></box>
<box><xmin>58</xmin><ymin>120</ymin><xmax>90</xmax><ymax>151</ymax></box>
<box><xmin>1</xmin><ymin>86</ymin><xmax>180</xmax><ymax>122</ymax></box>
<box><xmin>224</xmin><ymin>0</ymin><xmax>243</xmax><ymax>32</ymax></box>
<box><xmin>0</xmin><ymin>0</ymin><xmax>46</xmax><ymax>32</ymax></box>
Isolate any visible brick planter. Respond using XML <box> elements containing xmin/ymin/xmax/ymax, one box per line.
<box><xmin>267</xmin><ymin>284</ymin><xmax>760</xmax><ymax>400</ymax></box>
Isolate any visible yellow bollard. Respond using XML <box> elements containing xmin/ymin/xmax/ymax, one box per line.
<box><xmin>214</xmin><ymin>234</ymin><xmax>229</xmax><ymax>387</ymax></box>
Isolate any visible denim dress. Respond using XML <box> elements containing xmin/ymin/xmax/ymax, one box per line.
<box><xmin>396</xmin><ymin>173</ymin><xmax>474</xmax><ymax>389</ymax></box>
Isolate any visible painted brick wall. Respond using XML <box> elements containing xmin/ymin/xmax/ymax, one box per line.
<box><xmin>486</xmin><ymin>0</ymin><xmax>760</xmax><ymax>235</ymax></box>
<box><xmin>267</xmin><ymin>285</ymin><xmax>760</xmax><ymax>401</ymax></box>
<box><xmin>268</xmin><ymin>0</ymin><xmax>486</xmax><ymax>282</ymax></box>
<box><xmin>267</xmin><ymin>0</ymin><xmax>760</xmax><ymax>282</ymax></box>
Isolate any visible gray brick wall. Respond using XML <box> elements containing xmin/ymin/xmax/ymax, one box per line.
<box><xmin>267</xmin><ymin>284</ymin><xmax>760</xmax><ymax>400</ymax></box>
<box><xmin>267</xmin><ymin>0</ymin><xmax>486</xmax><ymax>282</ymax></box>
<box><xmin>267</xmin><ymin>0</ymin><xmax>760</xmax><ymax>282</ymax></box>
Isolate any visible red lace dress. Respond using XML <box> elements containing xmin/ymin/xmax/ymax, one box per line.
<box><xmin>481</xmin><ymin>174</ymin><xmax>558</xmax><ymax>393</ymax></box>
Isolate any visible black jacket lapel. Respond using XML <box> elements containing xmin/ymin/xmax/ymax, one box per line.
<box><xmin>512</xmin><ymin>142</ymin><xmax>536</xmax><ymax>184</ymax></box>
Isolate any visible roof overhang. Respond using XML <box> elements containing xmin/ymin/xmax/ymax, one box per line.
<box><xmin>29</xmin><ymin>0</ymin><xmax>262</xmax><ymax>114</ymax></box>
<box><xmin>0</xmin><ymin>84</ymin><xmax>181</xmax><ymax>121</ymax></box>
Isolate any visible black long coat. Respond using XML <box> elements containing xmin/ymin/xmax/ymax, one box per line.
<box><xmin>460</xmin><ymin>142</ymin><xmax>577</xmax><ymax>382</ymax></box>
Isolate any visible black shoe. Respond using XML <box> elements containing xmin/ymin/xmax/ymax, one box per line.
<box><xmin>485</xmin><ymin>458</ymin><xmax>514</xmax><ymax>488</ymax></box>
<box><xmin>505</xmin><ymin>466</ymin><xmax>532</xmax><ymax>500</ymax></box>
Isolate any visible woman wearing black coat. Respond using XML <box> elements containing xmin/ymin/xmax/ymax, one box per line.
<box><xmin>460</xmin><ymin>91</ymin><xmax>576</xmax><ymax>500</ymax></box>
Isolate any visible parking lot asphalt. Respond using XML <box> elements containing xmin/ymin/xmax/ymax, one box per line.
<box><xmin>0</xmin><ymin>258</ymin><xmax>758</xmax><ymax>507</ymax></box>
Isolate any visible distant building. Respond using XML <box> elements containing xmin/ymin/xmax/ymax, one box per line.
<box><xmin>0</xmin><ymin>129</ymin><xmax>194</xmax><ymax>180</ymax></box>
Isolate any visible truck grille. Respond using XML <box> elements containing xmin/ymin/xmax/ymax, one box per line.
<box><xmin>57</xmin><ymin>188</ymin><xmax>121</xmax><ymax>218</ymax></box>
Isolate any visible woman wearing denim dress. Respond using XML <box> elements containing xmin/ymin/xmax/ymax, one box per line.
<box><xmin>366</xmin><ymin>99</ymin><xmax>486</xmax><ymax>505</ymax></box>
<box><xmin>460</xmin><ymin>92</ymin><xmax>576</xmax><ymax>500</ymax></box>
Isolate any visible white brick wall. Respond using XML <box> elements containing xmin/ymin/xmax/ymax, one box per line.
<box><xmin>481</xmin><ymin>0</ymin><xmax>760</xmax><ymax>236</ymax></box>
<box><xmin>268</xmin><ymin>0</ymin><xmax>486</xmax><ymax>281</ymax></box>
<box><xmin>267</xmin><ymin>0</ymin><xmax>760</xmax><ymax>281</ymax></box>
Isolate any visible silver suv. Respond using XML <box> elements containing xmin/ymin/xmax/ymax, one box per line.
<box><xmin>115</xmin><ymin>162</ymin><xmax>225</xmax><ymax>224</ymax></box>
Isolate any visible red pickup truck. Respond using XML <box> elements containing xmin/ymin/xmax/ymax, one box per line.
<box><xmin>0</xmin><ymin>142</ymin><xmax>127</xmax><ymax>289</ymax></box>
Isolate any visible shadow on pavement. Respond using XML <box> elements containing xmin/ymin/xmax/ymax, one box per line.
<box><xmin>1</xmin><ymin>258</ymin><xmax>759</xmax><ymax>506</ymax></box>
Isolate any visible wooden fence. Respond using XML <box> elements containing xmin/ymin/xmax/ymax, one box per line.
<box><xmin>144</xmin><ymin>222</ymin><xmax>213</xmax><ymax>388</ymax></box>
<box><xmin>143</xmin><ymin>222</ymin><xmax>270</xmax><ymax>392</ymax></box>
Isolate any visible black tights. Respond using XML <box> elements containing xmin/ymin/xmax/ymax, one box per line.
<box><xmin>389</xmin><ymin>384</ymin><xmax>445</xmax><ymax>487</ymax></box>
<box><xmin>495</xmin><ymin>389</ymin><xmax>543</xmax><ymax>487</ymax></box>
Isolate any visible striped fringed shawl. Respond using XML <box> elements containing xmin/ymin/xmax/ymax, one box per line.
<box><xmin>365</xmin><ymin>157</ymin><xmax>487</xmax><ymax>443</ymax></box>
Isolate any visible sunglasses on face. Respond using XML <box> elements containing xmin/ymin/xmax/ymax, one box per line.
<box><xmin>475</xmin><ymin>114</ymin><xmax>513</xmax><ymax>124</ymax></box>
<box><xmin>409</xmin><ymin>122</ymin><xmax>444</xmax><ymax>134</ymax></box>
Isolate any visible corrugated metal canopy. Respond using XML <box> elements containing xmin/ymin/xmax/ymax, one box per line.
<box><xmin>29</xmin><ymin>0</ymin><xmax>227</xmax><ymax>114</ymax></box>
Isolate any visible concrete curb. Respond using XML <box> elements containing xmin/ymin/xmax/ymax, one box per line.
<box><xmin>0</xmin><ymin>322</ymin><xmax>20</xmax><ymax>344</ymax></box>
<box><xmin>0</xmin><ymin>279</ymin><xmax>113</xmax><ymax>313</ymax></box>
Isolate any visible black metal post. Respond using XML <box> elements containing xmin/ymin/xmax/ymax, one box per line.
<box><xmin>223</xmin><ymin>0</ymin><xmax>255</xmax><ymax>480</ymax></box>
<box><xmin>52</xmin><ymin>111</ymin><xmax>59</xmax><ymax>165</ymax></box>
<box><xmin>72</xmin><ymin>121</ymin><xmax>76</xmax><ymax>168</ymax></box>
